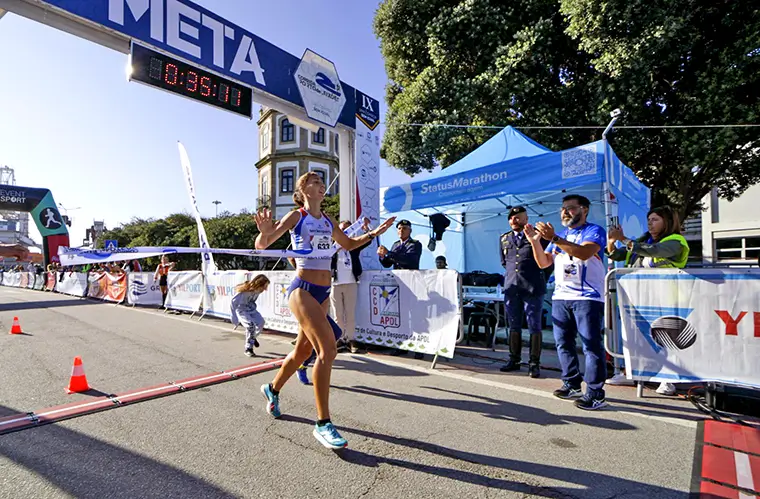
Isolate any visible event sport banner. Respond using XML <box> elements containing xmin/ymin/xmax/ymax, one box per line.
<box><xmin>203</xmin><ymin>271</ymin><xmax>249</xmax><ymax>320</ymax></box>
<box><xmin>87</xmin><ymin>272</ymin><xmax>128</xmax><ymax>303</ymax></box>
<box><xmin>255</xmin><ymin>271</ymin><xmax>299</xmax><ymax>334</ymax></box>
<box><xmin>356</xmin><ymin>270</ymin><xmax>460</xmax><ymax>358</ymax></box>
<box><xmin>178</xmin><ymin>143</ymin><xmax>217</xmax><ymax>276</ymax></box>
<box><xmin>45</xmin><ymin>272</ymin><xmax>56</xmax><ymax>291</ymax></box>
<box><xmin>354</xmin><ymin>90</ymin><xmax>382</xmax><ymax>272</ymax></box>
<box><xmin>56</xmin><ymin>272</ymin><xmax>88</xmax><ymax>297</ymax></box>
<box><xmin>126</xmin><ymin>273</ymin><xmax>163</xmax><ymax>306</ymax></box>
<box><xmin>617</xmin><ymin>269</ymin><xmax>760</xmax><ymax>388</ymax></box>
<box><xmin>164</xmin><ymin>271</ymin><xmax>204</xmax><ymax>312</ymax></box>
<box><xmin>58</xmin><ymin>246</ymin><xmax>336</xmax><ymax>266</ymax></box>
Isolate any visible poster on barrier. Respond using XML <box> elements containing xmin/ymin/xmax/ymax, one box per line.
<box><xmin>165</xmin><ymin>271</ymin><xmax>204</xmax><ymax>312</ymax></box>
<box><xmin>87</xmin><ymin>273</ymin><xmax>106</xmax><ymax>299</ymax></box>
<box><xmin>356</xmin><ymin>270</ymin><xmax>461</xmax><ymax>358</ymax></box>
<box><xmin>19</xmin><ymin>272</ymin><xmax>29</xmax><ymax>288</ymax></box>
<box><xmin>103</xmin><ymin>272</ymin><xmax>127</xmax><ymax>303</ymax></box>
<box><xmin>45</xmin><ymin>272</ymin><xmax>56</xmax><ymax>291</ymax></box>
<box><xmin>5</xmin><ymin>272</ymin><xmax>21</xmax><ymax>287</ymax></box>
<box><xmin>617</xmin><ymin>269</ymin><xmax>760</xmax><ymax>388</ymax></box>
<box><xmin>255</xmin><ymin>271</ymin><xmax>299</xmax><ymax>334</ymax></box>
<box><xmin>26</xmin><ymin>272</ymin><xmax>36</xmax><ymax>289</ymax></box>
<box><xmin>203</xmin><ymin>271</ymin><xmax>249</xmax><ymax>320</ymax></box>
<box><xmin>127</xmin><ymin>272</ymin><xmax>163</xmax><ymax>306</ymax></box>
<box><xmin>32</xmin><ymin>274</ymin><xmax>44</xmax><ymax>290</ymax></box>
<box><xmin>57</xmin><ymin>272</ymin><xmax>88</xmax><ymax>297</ymax></box>
<box><xmin>355</xmin><ymin>270</ymin><xmax>461</xmax><ymax>358</ymax></box>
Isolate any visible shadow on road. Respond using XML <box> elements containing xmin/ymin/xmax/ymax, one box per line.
<box><xmin>0</xmin><ymin>299</ymin><xmax>93</xmax><ymax>312</ymax></box>
<box><xmin>0</xmin><ymin>405</ymin><xmax>235</xmax><ymax>498</ymax></box>
<box><xmin>278</xmin><ymin>414</ymin><xmax>683</xmax><ymax>498</ymax></box>
<box><xmin>332</xmin><ymin>355</ymin><xmax>428</xmax><ymax>378</ymax></box>
<box><xmin>334</xmin><ymin>383</ymin><xmax>637</xmax><ymax>431</ymax></box>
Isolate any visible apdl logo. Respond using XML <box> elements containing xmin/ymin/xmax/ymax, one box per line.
<box><xmin>623</xmin><ymin>304</ymin><xmax>697</xmax><ymax>353</ymax></box>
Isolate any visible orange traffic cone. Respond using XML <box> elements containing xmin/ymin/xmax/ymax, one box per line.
<box><xmin>9</xmin><ymin>317</ymin><xmax>22</xmax><ymax>335</ymax></box>
<box><xmin>66</xmin><ymin>356</ymin><xmax>91</xmax><ymax>394</ymax></box>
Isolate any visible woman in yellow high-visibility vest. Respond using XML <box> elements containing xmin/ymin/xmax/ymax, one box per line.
<box><xmin>606</xmin><ymin>205</ymin><xmax>690</xmax><ymax>396</ymax></box>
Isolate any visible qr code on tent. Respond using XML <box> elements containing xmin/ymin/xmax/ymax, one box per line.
<box><xmin>562</xmin><ymin>144</ymin><xmax>597</xmax><ymax>179</ymax></box>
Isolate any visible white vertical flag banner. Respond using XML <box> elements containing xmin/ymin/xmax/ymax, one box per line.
<box><xmin>354</xmin><ymin>90</ymin><xmax>382</xmax><ymax>271</ymax></box>
<box><xmin>177</xmin><ymin>142</ymin><xmax>217</xmax><ymax>276</ymax></box>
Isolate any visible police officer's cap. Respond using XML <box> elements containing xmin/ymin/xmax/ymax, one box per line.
<box><xmin>507</xmin><ymin>206</ymin><xmax>527</xmax><ymax>218</ymax></box>
<box><xmin>396</xmin><ymin>219</ymin><xmax>412</xmax><ymax>228</ymax></box>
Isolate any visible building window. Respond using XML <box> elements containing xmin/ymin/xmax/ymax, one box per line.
<box><xmin>261</xmin><ymin>123</ymin><xmax>270</xmax><ymax>152</ymax></box>
<box><xmin>312</xmin><ymin>128</ymin><xmax>325</xmax><ymax>144</ymax></box>
<box><xmin>715</xmin><ymin>236</ymin><xmax>760</xmax><ymax>261</ymax></box>
<box><xmin>280</xmin><ymin>169</ymin><xmax>295</xmax><ymax>193</ymax></box>
<box><xmin>280</xmin><ymin>119</ymin><xmax>294</xmax><ymax>142</ymax></box>
<box><xmin>261</xmin><ymin>175</ymin><xmax>269</xmax><ymax>197</ymax></box>
<box><xmin>334</xmin><ymin>134</ymin><xmax>339</xmax><ymax>154</ymax></box>
<box><xmin>314</xmin><ymin>169</ymin><xmax>326</xmax><ymax>185</ymax></box>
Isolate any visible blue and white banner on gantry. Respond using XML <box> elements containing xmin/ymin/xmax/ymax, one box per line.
<box><xmin>617</xmin><ymin>269</ymin><xmax>760</xmax><ymax>388</ymax></box>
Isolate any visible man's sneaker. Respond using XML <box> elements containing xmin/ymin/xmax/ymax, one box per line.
<box><xmin>313</xmin><ymin>422</ymin><xmax>348</xmax><ymax>449</ymax></box>
<box><xmin>656</xmin><ymin>382</ymin><xmax>677</xmax><ymax>396</ymax></box>
<box><xmin>574</xmin><ymin>394</ymin><xmax>608</xmax><ymax>411</ymax></box>
<box><xmin>296</xmin><ymin>366</ymin><xmax>311</xmax><ymax>385</ymax></box>
<box><xmin>244</xmin><ymin>347</ymin><xmax>255</xmax><ymax>357</ymax></box>
<box><xmin>260</xmin><ymin>384</ymin><xmax>281</xmax><ymax>418</ymax></box>
<box><xmin>553</xmin><ymin>382</ymin><xmax>583</xmax><ymax>400</ymax></box>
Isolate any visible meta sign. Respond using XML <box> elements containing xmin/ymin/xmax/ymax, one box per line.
<box><xmin>31</xmin><ymin>0</ymin><xmax>362</xmax><ymax>126</ymax></box>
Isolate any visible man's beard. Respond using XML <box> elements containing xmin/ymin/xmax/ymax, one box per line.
<box><xmin>561</xmin><ymin>213</ymin><xmax>582</xmax><ymax>227</ymax></box>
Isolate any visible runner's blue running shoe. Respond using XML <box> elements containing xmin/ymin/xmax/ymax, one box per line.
<box><xmin>296</xmin><ymin>366</ymin><xmax>311</xmax><ymax>385</ymax></box>
<box><xmin>260</xmin><ymin>384</ymin><xmax>281</xmax><ymax>418</ymax></box>
<box><xmin>313</xmin><ymin>422</ymin><xmax>348</xmax><ymax>449</ymax></box>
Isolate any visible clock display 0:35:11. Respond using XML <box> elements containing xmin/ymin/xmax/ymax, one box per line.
<box><xmin>148</xmin><ymin>56</ymin><xmax>243</xmax><ymax>107</ymax></box>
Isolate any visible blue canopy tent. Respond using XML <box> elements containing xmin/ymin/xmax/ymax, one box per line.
<box><xmin>379</xmin><ymin>127</ymin><xmax>651</xmax><ymax>273</ymax></box>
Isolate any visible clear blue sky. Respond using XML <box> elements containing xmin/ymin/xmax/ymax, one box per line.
<box><xmin>0</xmin><ymin>0</ymin><xmax>424</xmax><ymax>247</ymax></box>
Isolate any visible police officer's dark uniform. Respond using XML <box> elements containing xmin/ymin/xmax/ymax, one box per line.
<box><xmin>499</xmin><ymin>206</ymin><xmax>549</xmax><ymax>378</ymax></box>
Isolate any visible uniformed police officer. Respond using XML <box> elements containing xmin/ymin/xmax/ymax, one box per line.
<box><xmin>377</xmin><ymin>219</ymin><xmax>422</xmax><ymax>270</ymax></box>
<box><xmin>499</xmin><ymin>206</ymin><xmax>549</xmax><ymax>378</ymax></box>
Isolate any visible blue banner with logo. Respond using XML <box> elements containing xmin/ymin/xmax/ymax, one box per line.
<box><xmin>39</xmin><ymin>0</ymin><xmax>358</xmax><ymax>127</ymax></box>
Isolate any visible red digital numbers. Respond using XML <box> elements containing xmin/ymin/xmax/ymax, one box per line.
<box><xmin>231</xmin><ymin>88</ymin><xmax>241</xmax><ymax>107</ymax></box>
<box><xmin>218</xmin><ymin>83</ymin><xmax>230</xmax><ymax>103</ymax></box>
<box><xmin>164</xmin><ymin>64</ymin><xmax>178</xmax><ymax>85</ymax></box>
<box><xmin>200</xmin><ymin>77</ymin><xmax>212</xmax><ymax>97</ymax></box>
<box><xmin>186</xmin><ymin>72</ymin><xmax>198</xmax><ymax>92</ymax></box>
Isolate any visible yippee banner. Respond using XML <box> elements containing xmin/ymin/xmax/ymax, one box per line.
<box><xmin>57</xmin><ymin>272</ymin><xmax>88</xmax><ymax>297</ymax></box>
<box><xmin>45</xmin><ymin>272</ymin><xmax>56</xmax><ymax>291</ymax></box>
<box><xmin>165</xmin><ymin>271</ymin><xmax>204</xmax><ymax>312</ymax></box>
<box><xmin>87</xmin><ymin>273</ymin><xmax>106</xmax><ymax>300</ymax></box>
<box><xmin>617</xmin><ymin>269</ymin><xmax>760</xmax><ymax>388</ymax></box>
<box><xmin>127</xmin><ymin>273</ymin><xmax>163</xmax><ymax>306</ymax></box>
<box><xmin>355</xmin><ymin>270</ymin><xmax>461</xmax><ymax>358</ymax></box>
<box><xmin>103</xmin><ymin>273</ymin><xmax>127</xmax><ymax>303</ymax></box>
<box><xmin>203</xmin><ymin>271</ymin><xmax>249</xmax><ymax>319</ymax></box>
<box><xmin>255</xmin><ymin>271</ymin><xmax>299</xmax><ymax>334</ymax></box>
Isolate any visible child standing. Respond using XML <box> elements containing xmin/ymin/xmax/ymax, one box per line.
<box><xmin>231</xmin><ymin>275</ymin><xmax>270</xmax><ymax>357</ymax></box>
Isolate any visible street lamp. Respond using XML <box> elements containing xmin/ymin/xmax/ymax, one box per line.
<box><xmin>212</xmin><ymin>200</ymin><xmax>222</xmax><ymax>217</ymax></box>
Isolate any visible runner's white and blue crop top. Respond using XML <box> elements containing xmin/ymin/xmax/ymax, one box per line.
<box><xmin>290</xmin><ymin>208</ymin><xmax>334</xmax><ymax>271</ymax></box>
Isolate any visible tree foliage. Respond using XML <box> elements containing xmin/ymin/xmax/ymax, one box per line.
<box><xmin>375</xmin><ymin>0</ymin><xmax>760</xmax><ymax>219</ymax></box>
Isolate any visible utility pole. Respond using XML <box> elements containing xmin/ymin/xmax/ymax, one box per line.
<box><xmin>212</xmin><ymin>200</ymin><xmax>222</xmax><ymax>217</ymax></box>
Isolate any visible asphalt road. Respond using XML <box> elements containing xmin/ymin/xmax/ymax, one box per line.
<box><xmin>0</xmin><ymin>287</ymin><xmax>699</xmax><ymax>498</ymax></box>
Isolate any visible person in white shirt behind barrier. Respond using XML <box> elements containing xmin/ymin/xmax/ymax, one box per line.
<box><xmin>254</xmin><ymin>171</ymin><xmax>395</xmax><ymax>449</ymax></box>
<box><xmin>231</xmin><ymin>274</ymin><xmax>271</xmax><ymax>357</ymax></box>
<box><xmin>606</xmin><ymin>205</ymin><xmax>690</xmax><ymax>396</ymax></box>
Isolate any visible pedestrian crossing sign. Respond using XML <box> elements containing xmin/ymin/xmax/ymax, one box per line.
<box><xmin>105</xmin><ymin>240</ymin><xmax>118</xmax><ymax>251</ymax></box>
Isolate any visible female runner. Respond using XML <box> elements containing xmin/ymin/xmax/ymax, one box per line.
<box><xmin>254</xmin><ymin>171</ymin><xmax>394</xmax><ymax>449</ymax></box>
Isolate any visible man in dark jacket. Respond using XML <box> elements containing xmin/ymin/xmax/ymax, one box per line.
<box><xmin>499</xmin><ymin>206</ymin><xmax>549</xmax><ymax>378</ymax></box>
<box><xmin>331</xmin><ymin>219</ymin><xmax>373</xmax><ymax>353</ymax></box>
<box><xmin>377</xmin><ymin>219</ymin><xmax>422</xmax><ymax>270</ymax></box>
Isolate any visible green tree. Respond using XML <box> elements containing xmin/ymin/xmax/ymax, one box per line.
<box><xmin>375</xmin><ymin>0</ymin><xmax>760</xmax><ymax>220</ymax></box>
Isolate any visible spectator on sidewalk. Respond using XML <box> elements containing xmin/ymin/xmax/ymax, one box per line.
<box><xmin>154</xmin><ymin>256</ymin><xmax>175</xmax><ymax>306</ymax></box>
<box><xmin>331</xmin><ymin>218</ymin><xmax>373</xmax><ymax>354</ymax></box>
<box><xmin>607</xmin><ymin>205</ymin><xmax>690</xmax><ymax>396</ymax></box>
<box><xmin>526</xmin><ymin>194</ymin><xmax>608</xmax><ymax>411</ymax></box>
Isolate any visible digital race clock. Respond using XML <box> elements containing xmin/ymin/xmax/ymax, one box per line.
<box><xmin>129</xmin><ymin>43</ymin><xmax>253</xmax><ymax>118</ymax></box>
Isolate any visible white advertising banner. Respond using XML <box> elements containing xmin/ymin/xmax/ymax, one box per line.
<box><xmin>32</xmin><ymin>274</ymin><xmax>44</xmax><ymax>290</ymax></box>
<box><xmin>25</xmin><ymin>272</ymin><xmax>35</xmax><ymax>289</ymax></box>
<box><xmin>164</xmin><ymin>271</ymin><xmax>204</xmax><ymax>312</ymax></box>
<box><xmin>354</xmin><ymin>90</ymin><xmax>382</xmax><ymax>271</ymax></box>
<box><xmin>255</xmin><ymin>271</ymin><xmax>299</xmax><ymax>334</ymax></box>
<box><xmin>203</xmin><ymin>271</ymin><xmax>249</xmax><ymax>320</ymax></box>
<box><xmin>127</xmin><ymin>272</ymin><xmax>163</xmax><ymax>306</ymax></box>
<box><xmin>4</xmin><ymin>272</ymin><xmax>21</xmax><ymax>287</ymax></box>
<box><xmin>355</xmin><ymin>270</ymin><xmax>461</xmax><ymax>358</ymax></box>
<box><xmin>56</xmin><ymin>272</ymin><xmax>88</xmax><ymax>297</ymax></box>
<box><xmin>617</xmin><ymin>269</ymin><xmax>760</xmax><ymax>388</ymax></box>
<box><xmin>177</xmin><ymin>143</ymin><xmax>217</xmax><ymax>276</ymax></box>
